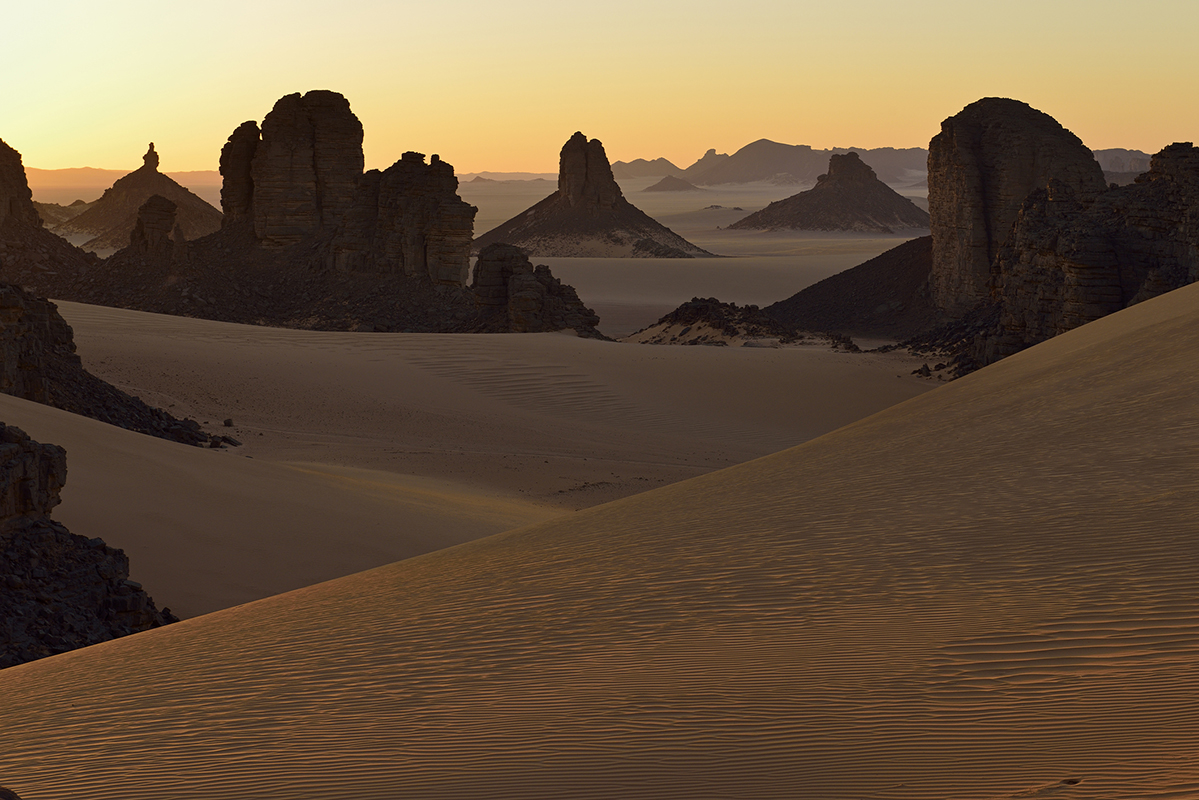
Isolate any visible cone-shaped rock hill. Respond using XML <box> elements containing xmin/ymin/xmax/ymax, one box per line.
<box><xmin>473</xmin><ymin>132</ymin><xmax>714</xmax><ymax>257</ymax></box>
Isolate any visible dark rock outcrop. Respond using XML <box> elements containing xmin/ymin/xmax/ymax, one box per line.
<box><xmin>1</xmin><ymin>423</ymin><xmax>177</xmax><ymax>669</ymax></box>
<box><xmin>471</xmin><ymin>243</ymin><xmax>601</xmax><ymax>336</ymax></box>
<box><xmin>249</xmin><ymin>91</ymin><xmax>364</xmax><ymax>246</ymax></box>
<box><xmin>632</xmin><ymin>297</ymin><xmax>800</xmax><ymax>345</ymax></box>
<box><xmin>972</xmin><ymin>142</ymin><xmax>1199</xmax><ymax>364</ymax></box>
<box><xmin>729</xmin><ymin>152</ymin><xmax>930</xmax><ymax>233</ymax></box>
<box><xmin>0</xmin><ymin>283</ymin><xmax>212</xmax><ymax>446</ymax></box>
<box><xmin>331</xmin><ymin>151</ymin><xmax>477</xmax><ymax>285</ymax></box>
<box><xmin>473</xmin><ymin>132</ymin><xmax>714</xmax><ymax>257</ymax></box>
<box><xmin>927</xmin><ymin>98</ymin><xmax>1108</xmax><ymax>316</ymax></box>
<box><xmin>128</xmin><ymin>195</ymin><xmax>178</xmax><ymax>259</ymax></box>
<box><xmin>219</xmin><ymin>121</ymin><xmax>260</xmax><ymax>227</ymax></box>
<box><xmin>0</xmin><ymin>140</ymin><xmax>40</xmax><ymax>230</ymax></box>
<box><xmin>51</xmin><ymin>143</ymin><xmax>222</xmax><ymax>254</ymax></box>
<box><xmin>765</xmin><ymin>236</ymin><xmax>935</xmax><ymax>339</ymax></box>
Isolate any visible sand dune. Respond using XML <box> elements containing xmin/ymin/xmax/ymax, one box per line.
<box><xmin>1</xmin><ymin>277</ymin><xmax>1196</xmax><ymax>797</ymax></box>
<box><xmin>1</xmin><ymin>301</ymin><xmax>930</xmax><ymax>619</ymax></box>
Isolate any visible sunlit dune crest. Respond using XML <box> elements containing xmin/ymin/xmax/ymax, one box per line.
<box><xmin>1</xmin><ymin>277</ymin><xmax>1197</xmax><ymax>797</ymax></box>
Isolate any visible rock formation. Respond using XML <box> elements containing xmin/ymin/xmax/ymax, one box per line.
<box><xmin>219</xmin><ymin>121</ymin><xmax>260</xmax><ymax>226</ymax></box>
<box><xmin>0</xmin><ymin>139</ymin><xmax>40</xmax><ymax>230</ymax></box>
<box><xmin>729</xmin><ymin>152</ymin><xmax>930</xmax><ymax>233</ymax></box>
<box><xmin>472</xmin><ymin>244</ymin><xmax>601</xmax><ymax>336</ymax></box>
<box><xmin>128</xmin><ymin>195</ymin><xmax>179</xmax><ymax>259</ymax></box>
<box><xmin>330</xmin><ymin>151</ymin><xmax>477</xmax><ymax>285</ymax></box>
<box><xmin>643</xmin><ymin>175</ymin><xmax>705</xmax><ymax>192</ymax></box>
<box><xmin>927</xmin><ymin>98</ymin><xmax>1108</xmax><ymax>316</ymax></box>
<box><xmin>473</xmin><ymin>132</ymin><xmax>714</xmax><ymax>258</ymax></box>
<box><xmin>52</xmin><ymin>143</ymin><xmax>222</xmax><ymax>255</ymax></box>
<box><xmin>1</xmin><ymin>422</ymin><xmax>177</xmax><ymax>669</ymax></box>
<box><xmin>973</xmin><ymin>142</ymin><xmax>1199</xmax><ymax>363</ymax></box>
<box><xmin>246</xmin><ymin>91</ymin><xmax>364</xmax><ymax>246</ymax></box>
<box><xmin>0</xmin><ymin>282</ymin><xmax>214</xmax><ymax>446</ymax></box>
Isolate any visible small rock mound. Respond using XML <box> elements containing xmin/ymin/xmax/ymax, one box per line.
<box><xmin>472</xmin><ymin>132</ymin><xmax>714</xmax><ymax>258</ymax></box>
<box><xmin>472</xmin><ymin>243</ymin><xmax>602</xmax><ymax>336</ymax></box>
<box><xmin>729</xmin><ymin>152</ymin><xmax>930</xmax><ymax>233</ymax></box>
<box><xmin>627</xmin><ymin>297</ymin><xmax>801</xmax><ymax>346</ymax></box>
<box><xmin>642</xmin><ymin>175</ymin><xmax>705</xmax><ymax>192</ymax></box>
<box><xmin>1</xmin><ymin>423</ymin><xmax>177</xmax><ymax>669</ymax></box>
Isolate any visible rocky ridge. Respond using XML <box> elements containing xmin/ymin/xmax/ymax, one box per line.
<box><xmin>472</xmin><ymin>132</ymin><xmax>714</xmax><ymax>258</ymax></box>
<box><xmin>1</xmin><ymin>422</ymin><xmax>177</xmax><ymax>669</ymax></box>
<box><xmin>729</xmin><ymin>152</ymin><xmax>930</xmax><ymax>233</ymax></box>
<box><xmin>51</xmin><ymin>144</ymin><xmax>221</xmax><ymax>254</ymax></box>
<box><xmin>643</xmin><ymin>175</ymin><xmax>705</xmax><ymax>192</ymax></box>
<box><xmin>969</xmin><ymin>142</ymin><xmax>1199</xmax><ymax>365</ymax></box>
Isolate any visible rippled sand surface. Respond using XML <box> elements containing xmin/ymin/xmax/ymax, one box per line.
<box><xmin>2</xmin><ymin>283</ymin><xmax>1198</xmax><ymax>799</ymax></box>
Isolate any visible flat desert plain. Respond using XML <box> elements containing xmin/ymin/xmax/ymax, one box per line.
<box><xmin>0</xmin><ymin>242</ymin><xmax>1197</xmax><ymax>799</ymax></box>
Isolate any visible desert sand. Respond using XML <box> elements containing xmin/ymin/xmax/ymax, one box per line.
<box><xmin>0</xmin><ymin>251</ymin><xmax>1195</xmax><ymax>800</ymax></box>
<box><xmin>1</xmin><ymin>300</ymin><xmax>931</xmax><ymax>619</ymax></box>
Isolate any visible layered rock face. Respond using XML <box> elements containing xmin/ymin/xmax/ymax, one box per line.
<box><xmin>729</xmin><ymin>152</ymin><xmax>930</xmax><ymax>233</ymax></box>
<box><xmin>472</xmin><ymin>243</ymin><xmax>601</xmax><ymax>335</ymax></box>
<box><xmin>473</xmin><ymin>132</ymin><xmax>714</xmax><ymax>257</ymax></box>
<box><xmin>1</xmin><ymin>423</ymin><xmax>177</xmax><ymax>669</ymax></box>
<box><xmin>219</xmin><ymin>121</ymin><xmax>260</xmax><ymax>226</ymax></box>
<box><xmin>52</xmin><ymin>143</ymin><xmax>221</xmax><ymax>254</ymax></box>
<box><xmin>928</xmin><ymin>98</ymin><xmax>1107</xmax><ymax>316</ymax></box>
<box><xmin>0</xmin><ymin>283</ymin><xmax>77</xmax><ymax>405</ymax></box>
<box><xmin>248</xmin><ymin>91</ymin><xmax>364</xmax><ymax>246</ymax></box>
<box><xmin>331</xmin><ymin>152</ymin><xmax>477</xmax><ymax>285</ymax></box>
<box><xmin>0</xmin><ymin>139</ymin><xmax>40</xmax><ymax>230</ymax></box>
<box><xmin>128</xmin><ymin>194</ymin><xmax>179</xmax><ymax>259</ymax></box>
<box><xmin>976</xmin><ymin>142</ymin><xmax>1199</xmax><ymax>362</ymax></box>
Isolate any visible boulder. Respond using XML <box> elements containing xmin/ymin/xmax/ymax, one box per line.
<box><xmin>927</xmin><ymin>98</ymin><xmax>1107</xmax><ymax>315</ymax></box>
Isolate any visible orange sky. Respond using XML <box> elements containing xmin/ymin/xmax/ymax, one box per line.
<box><xmin>6</xmin><ymin>0</ymin><xmax>1196</xmax><ymax>173</ymax></box>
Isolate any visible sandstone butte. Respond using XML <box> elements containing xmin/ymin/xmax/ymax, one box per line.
<box><xmin>472</xmin><ymin>131</ymin><xmax>715</xmax><ymax>258</ymax></box>
<box><xmin>728</xmin><ymin>151</ymin><xmax>930</xmax><ymax>233</ymax></box>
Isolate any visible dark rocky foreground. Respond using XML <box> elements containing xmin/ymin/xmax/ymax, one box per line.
<box><xmin>1</xmin><ymin>423</ymin><xmax>176</xmax><ymax>669</ymax></box>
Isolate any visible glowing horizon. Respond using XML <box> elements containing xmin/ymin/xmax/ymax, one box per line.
<box><xmin>7</xmin><ymin>0</ymin><xmax>1196</xmax><ymax>175</ymax></box>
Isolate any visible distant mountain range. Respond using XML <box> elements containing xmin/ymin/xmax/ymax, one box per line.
<box><xmin>612</xmin><ymin>140</ymin><xmax>929</xmax><ymax>188</ymax></box>
<box><xmin>612</xmin><ymin>142</ymin><xmax>1156</xmax><ymax>190</ymax></box>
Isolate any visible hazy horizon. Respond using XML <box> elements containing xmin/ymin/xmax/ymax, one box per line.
<box><xmin>8</xmin><ymin>1</ymin><xmax>1195</xmax><ymax>174</ymax></box>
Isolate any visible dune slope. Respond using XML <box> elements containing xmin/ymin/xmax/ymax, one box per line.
<box><xmin>2</xmin><ymin>283</ymin><xmax>1198</xmax><ymax>799</ymax></box>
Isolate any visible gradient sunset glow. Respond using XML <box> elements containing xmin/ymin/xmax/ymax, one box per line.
<box><xmin>7</xmin><ymin>0</ymin><xmax>1197</xmax><ymax>174</ymax></box>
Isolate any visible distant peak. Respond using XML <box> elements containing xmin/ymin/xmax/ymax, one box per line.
<box><xmin>143</xmin><ymin>142</ymin><xmax>159</xmax><ymax>171</ymax></box>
